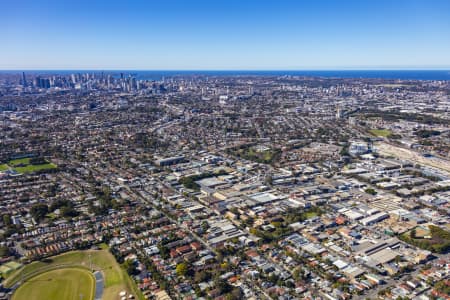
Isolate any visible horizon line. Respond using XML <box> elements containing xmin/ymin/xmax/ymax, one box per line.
<box><xmin>1</xmin><ymin>68</ymin><xmax>450</xmax><ymax>72</ymax></box>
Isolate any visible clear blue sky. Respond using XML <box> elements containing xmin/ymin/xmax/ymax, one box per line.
<box><xmin>2</xmin><ymin>0</ymin><xmax>450</xmax><ymax>70</ymax></box>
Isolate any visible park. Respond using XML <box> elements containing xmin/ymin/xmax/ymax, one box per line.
<box><xmin>0</xmin><ymin>157</ymin><xmax>57</xmax><ymax>174</ymax></box>
<box><xmin>4</xmin><ymin>246</ymin><xmax>141</xmax><ymax>300</ymax></box>
<box><xmin>12</xmin><ymin>268</ymin><xmax>94</xmax><ymax>300</ymax></box>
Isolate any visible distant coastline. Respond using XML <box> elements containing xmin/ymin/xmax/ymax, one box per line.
<box><xmin>1</xmin><ymin>70</ymin><xmax>449</xmax><ymax>81</ymax></box>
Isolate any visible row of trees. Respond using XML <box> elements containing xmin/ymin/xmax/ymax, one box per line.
<box><xmin>179</xmin><ymin>169</ymin><xmax>228</xmax><ymax>191</ymax></box>
<box><xmin>30</xmin><ymin>199</ymin><xmax>79</xmax><ymax>222</ymax></box>
<box><xmin>400</xmin><ymin>225</ymin><xmax>450</xmax><ymax>254</ymax></box>
<box><xmin>226</xmin><ymin>145</ymin><xmax>282</xmax><ymax>165</ymax></box>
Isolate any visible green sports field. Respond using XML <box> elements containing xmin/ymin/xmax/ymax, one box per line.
<box><xmin>12</xmin><ymin>268</ymin><xmax>94</xmax><ymax>300</ymax></box>
<box><xmin>1</xmin><ymin>157</ymin><xmax>57</xmax><ymax>174</ymax></box>
<box><xmin>5</xmin><ymin>247</ymin><xmax>144</xmax><ymax>300</ymax></box>
<box><xmin>13</xmin><ymin>163</ymin><xmax>57</xmax><ymax>174</ymax></box>
<box><xmin>8</xmin><ymin>158</ymin><xmax>32</xmax><ymax>166</ymax></box>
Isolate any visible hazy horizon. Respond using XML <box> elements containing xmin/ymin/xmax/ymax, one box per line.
<box><xmin>1</xmin><ymin>68</ymin><xmax>450</xmax><ymax>72</ymax></box>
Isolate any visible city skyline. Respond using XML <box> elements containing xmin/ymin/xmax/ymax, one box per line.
<box><xmin>1</xmin><ymin>2</ymin><xmax>450</xmax><ymax>297</ymax></box>
<box><xmin>2</xmin><ymin>0</ymin><xmax>450</xmax><ymax>70</ymax></box>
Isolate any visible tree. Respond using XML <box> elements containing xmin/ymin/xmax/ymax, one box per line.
<box><xmin>364</xmin><ymin>188</ymin><xmax>377</xmax><ymax>195</ymax></box>
<box><xmin>214</xmin><ymin>277</ymin><xmax>232</xmax><ymax>294</ymax></box>
<box><xmin>194</xmin><ymin>270</ymin><xmax>211</xmax><ymax>283</ymax></box>
<box><xmin>194</xmin><ymin>284</ymin><xmax>204</xmax><ymax>297</ymax></box>
<box><xmin>157</xmin><ymin>243</ymin><xmax>170</xmax><ymax>259</ymax></box>
<box><xmin>227</xmin><ymin>288</ymin><xmax>243</xmax><ymax>300</ymax></box>
<box><xmin>30</xmin><ymin>204</ymin><xmax>49</xmax><ymax>222</ymax></box>
<box><xmin>2</xmin><ymin>214</ymin><xmax>12</xmax><ymax>227</ymax></box>
<box><xmin>60</xmin><ymin>205</ymin><xmax>79</xmax><ymax>218</ymax></box>
<box><xmin>124</xmin><ymin>259</ymin><xmax>139</xmax><ymax>276</ymax></box>
<box><xmin>176</xmin><ymin>262</ymin><xmax>188</xmax><ymax>277</ymax></box>
<box><xmin>0</xmin><ymin>246</ymin><xmax>10</xmax><ymax>257</ymax></box>
<box><xmin>292</xmin><ymin>268</ymin><xmax>302</xmax><ymax>280</ymax></box>
<box><xmin>201</xmin><ymin>221</ymin><xmax>209</xmax><ymax>232</ymax></box>
<box><xmin>410</xmin><ymin>228</ymin><xmax>417</xmax><ymax>239</ymax></box>
<box><xmin>49</xmin><ymin>199</ymin><xmax>71</xmax><ymax>212</ymax></box>
<box><xmin>268</xmin><ymin>273</ymin><xmax>279</xmax><ymax>284</ymax></box>
<box><xmin>434</xmin><ymin>280</ymin><xmax>450</xmax><ymax>295</ymax></box>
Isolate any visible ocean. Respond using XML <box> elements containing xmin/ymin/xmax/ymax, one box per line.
<box><xmin>1</xmin><ymin>70</ymin><xmax>450</xmax><ymax>81</ymax></box>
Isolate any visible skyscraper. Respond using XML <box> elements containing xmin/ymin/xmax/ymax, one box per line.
<box><xmin>22</xmin><ymin>72</ymin><xmax>27</xmax><ymax>87</ymax></box>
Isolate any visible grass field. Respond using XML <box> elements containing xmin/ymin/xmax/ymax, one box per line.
<box><xmin>3</xmin><ymin>157</ymin><xmax>57</xmax><ymax>174</ymax></box>
<box><xmin>12</xmin><ymin>268</ymin><xmax>94</xmax><ymax>300</ymax></box>
<box><xmin>369</xmin><ymin>129</ymin><xmax>392</xmax><ymax>137</ymax></box>
<box><xmin>13</xmin><ymin>163</ymin><xmax>57</xmax><ymax>174</ymax></box>
<box><xmin>304</xmin><ymin>211</ymin><xmax>318</xmax><ymax>219</ymax></box>
<box><xmin>6</xmin><ymin>247</ymin><xmax>144</xmax><ymax>300</ymax></box>
<box><xmin>8</xmin><ymin>158</ymin><xmax>32</xmax><ymax>166</ymax></box>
